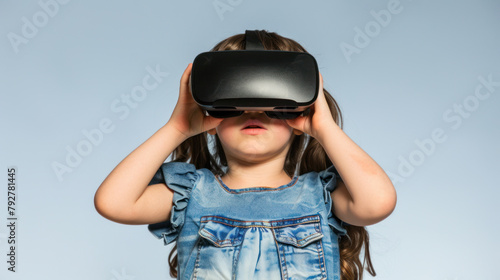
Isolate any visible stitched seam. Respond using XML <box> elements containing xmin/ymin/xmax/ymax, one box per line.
<box><xmin>232</xmin><ymin>242</ymin><xmax>241</xmax><ymax>280</ymax></box>
<box><xmin>201</xmin><ymin>214</ymin><xmax>320</xmax><ymax>225</ymax></box>
<box><xmin>290</xmin><ymin>232</ymin><xmax>322</xmax><ymax>244</ymax></box>
<box><xmin>215</xmin><ymin>175</ymin><xmax>298</xmax><ymax>194</ymax></box>
<box><xmin>201</xmin><ymin>220</ymin><xmax>319</xmax><ymax>229</ymax></box>
<box><xmin>317</xmin><ymin>240</ymin><xmax>327</xmax><ymax>279</ymax></box>
<box><xmin>200</xmin><ymin>230</ymin><xmax>239</xmax><ymax>246</ymax></box>
<box><xmin>192</xmin><ymin>239</ymin><xmax>203</xmax><ymax>280</ymax></box>
<box><xmin>272</xmin><ymin>229</ymin><xmax>288</xmax><ymax>280</ymax></box>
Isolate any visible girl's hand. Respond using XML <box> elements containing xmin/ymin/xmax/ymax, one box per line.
<box><xmin>167</xmin><ymin>63</ymin><xmax>223</xmax><ymax>139</ymax></box>
<box><xmin>286</xmin><ymin>72</ymin><xmax>337</xmax><ymax>139</ymax></box>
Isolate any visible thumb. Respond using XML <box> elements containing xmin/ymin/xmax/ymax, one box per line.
<box><xmin>202</xmin><ymin>116</ymin><xmax>224</xmax><ymax>132</ymax></box>
<box><xmin>286</xmin><ymin>116</ymin><xmax>307</xmax><ymax>133</ymax></box>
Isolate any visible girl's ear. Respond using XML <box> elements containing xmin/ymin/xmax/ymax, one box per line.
<box><xmin>207</xmin><ymin>128</ymin><xmax>217</xmax><ymax>135</ymax></box>
<box><xmin>293</xmin><ymin>129</ymin><xmax>303</xmax><ymax>136</ymax></box>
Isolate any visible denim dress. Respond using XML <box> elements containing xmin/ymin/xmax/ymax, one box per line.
<box><xmin>148</xmin><ymin>162</ymin><xmax>347</xmax><ymax>280</ymax></box>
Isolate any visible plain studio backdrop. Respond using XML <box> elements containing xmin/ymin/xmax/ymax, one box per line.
<box><xmin>1</xmin><ymin>0</ymin><xmax>499</xmax><ymax>279</ymax></box>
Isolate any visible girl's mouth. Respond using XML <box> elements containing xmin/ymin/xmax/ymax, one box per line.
<box><xmin>241</xmin><ymin>127</ymin><xmax>266</xmax><ymax>135</ymax></box>
<box><xmin>243</xmin><ymin>125</ymin><xmax>263</xmax><ymax>129</ymax></box>
<box><xmin>241</xmin><ymin>120</ymin><xmax>266</xmax><ymax>135</ymax></box>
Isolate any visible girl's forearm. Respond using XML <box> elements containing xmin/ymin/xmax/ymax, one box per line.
<box><xmin>94</xmin><ymin>123</ymin><xmax>187</xmax><ymax>219</ymax></box>
<box><xmin>316</xmin><ymin>119</ymin><xmax>397</xmax><ymax>226</ymax></box>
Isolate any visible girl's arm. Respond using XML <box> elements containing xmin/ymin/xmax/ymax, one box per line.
<box><xmin>94</xmin><ymin>64</ymin><xmax>222</xmax><ymax>225</ymax></box>
<box><xmin>316</xmin><ymin>119</ymin><xmax>396</xmax><ymax>226</ymax></box>
<box><xmin>286</xmin><ymin>74</ymin><xmax>397</xmax><ymax>226</ymax></box>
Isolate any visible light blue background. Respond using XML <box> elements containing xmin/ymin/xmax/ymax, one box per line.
<box><xmin>1</xmin><ymin>0</ymin><xmax>499</xmax><ymax>279</ymax></box>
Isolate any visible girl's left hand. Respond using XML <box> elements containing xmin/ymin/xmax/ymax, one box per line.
<box><xmin>285</xmin><ymin>72</ymin><xmax>337</xmax><ymax>139</ymax></box>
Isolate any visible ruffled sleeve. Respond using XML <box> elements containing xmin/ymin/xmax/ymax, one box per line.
<box><xmin>319</xmin><ymin>165</ymin><xmax>348</xmax><ymax>236</ymax></box>
<box><xmin>147</xmin><ymin>162</ymin><xmax>198</xmax><ymax>245</ymax></box>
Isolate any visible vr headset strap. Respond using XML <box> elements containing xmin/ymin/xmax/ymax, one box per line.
<box><xmin>245</xmin><ymin>30</ymin><xmax>265</xmax><ymax>50</ymax></box>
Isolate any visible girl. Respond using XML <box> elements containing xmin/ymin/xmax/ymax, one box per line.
<box><xmin>94</xmin><ymin>31</ymin><xmax>397</xmax><ymax>280</ymax></box>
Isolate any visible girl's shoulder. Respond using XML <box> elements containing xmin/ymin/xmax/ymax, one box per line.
<box><xmin>298</xmin><ymin>165</ymin><xmax>340</xmax><ymax>189</ymax></box>
<box><xmin>149</xmin><ymin>161</ymin><xmax>215</xmax><ymax>190</ymax></box>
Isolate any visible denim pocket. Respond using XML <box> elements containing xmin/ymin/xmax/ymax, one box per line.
<box><xmin>273</xmin><ymin>215</ymin><xmax>327</xmax><ymax>280</ymax></box>
<box><xmin>198</xmin><ymin>219</ymin><xmax>245</xmax><ymax>247</ymax></box>
<box><xmin>193</xmin><ymin>217</ymin><xmax>246</xmax><ymax>280</ymax></box>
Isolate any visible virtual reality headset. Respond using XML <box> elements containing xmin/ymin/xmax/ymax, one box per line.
<box><xmin>190</xmin><ymin>30</ymin><xmax>319</xmax><ymax>119</ymax></box>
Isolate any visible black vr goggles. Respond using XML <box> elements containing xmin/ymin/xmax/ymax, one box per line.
<box><xmin>190</xmin><ymin>30</ymin><xmax>319</xmax><ymax>119</ymax></box>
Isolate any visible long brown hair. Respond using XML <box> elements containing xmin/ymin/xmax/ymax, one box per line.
<box><xmin>169</xmin><ymin>30</ymin><xmax>376</xmax><ymax>279</ymax></box>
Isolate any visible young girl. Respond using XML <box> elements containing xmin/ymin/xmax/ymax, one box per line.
<box><xmin>94</xmin><ymin>31</ymin><xmax>397</xmax><ymax>280</ymax></box>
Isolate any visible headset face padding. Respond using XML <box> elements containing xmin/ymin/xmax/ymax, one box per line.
<box><xmin>206</xmin><ymin>110</ymin><xmax>243</xmax><ymax>119</ymax></box>
<box><xmin>206</xmin><ymin>109</ymin><xmax>304</xmax><ymax>119</ymax></box>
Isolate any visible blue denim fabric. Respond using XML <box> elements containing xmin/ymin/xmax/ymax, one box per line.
<box><xmin>148</xmin><ymin>162</ymin><xmax>347</xmax><ymax>280</ymax></box>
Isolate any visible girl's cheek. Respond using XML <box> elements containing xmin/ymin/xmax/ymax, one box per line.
<box><xmin>274</xmin><ymin>119</ymin><xmax>294</xmax><ymax>133</ymax></box>
<box><xmin>216</xmin><ymin>119</ymin><xmax>237</xmax><ymax>132</ymax></box>
<box><xmin>216</xmin><ymin>121</ymin><xmax>239</xmax><ymax>143</ymax></box>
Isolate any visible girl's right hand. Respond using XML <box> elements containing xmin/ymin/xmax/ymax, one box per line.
<box><xmin>167</xmin><ymin>63</ymin><xmax>223</xmax><ymax>139</ymax></box>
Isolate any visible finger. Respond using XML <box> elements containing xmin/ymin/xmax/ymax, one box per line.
<box><xmin>313</xmin><ymin>72</ymin><xmax>328</xmax><ymax>110</ymax></box>
<box><xmin>285</xmin><ymin>116</ymin><xmax>306</xmax><ymax>132</ymax></box>
<box><xmin>179</xmin><ymin>63</ymin><xmax>193</xmax><ymax>99</ymax></box>
<box><xmin>181</xmin><ymin>63</ymin><xmax>192</xmax><ymax>85</ymax></box>
<box><xmin>316</xmin><ymin>72</ymin><xmax>326</xmax><ymax>101</ymax></box>
<box><xmin>319</xmin><ymin>71</ymin><xmax>324</xmax><ymax>89</ymax></box>
<box><xmin>202</xmin><ymin>116</ymin><xmax>224</xmax><ymax>132</ymax></box>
